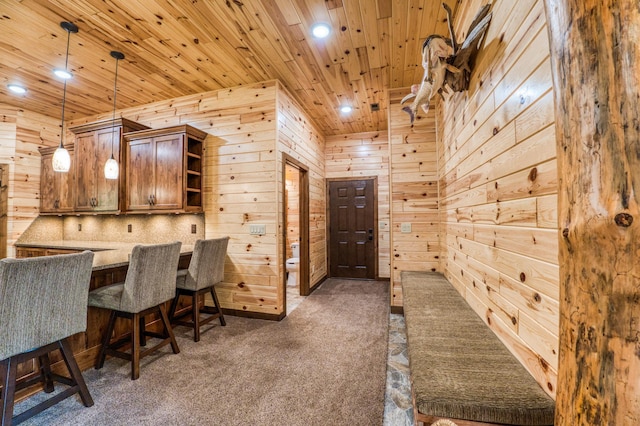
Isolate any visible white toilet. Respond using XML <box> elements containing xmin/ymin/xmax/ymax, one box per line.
<box><xmin>286</xmin><ymin>242</ymin><xmax>300</xmax><ymax>287</ymax></box>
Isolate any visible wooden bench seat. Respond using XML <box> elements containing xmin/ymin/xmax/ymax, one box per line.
<box><xmin>401</xmin><ymin>271</ymin><xmax>555</xmax><ymax>426</ymax></box>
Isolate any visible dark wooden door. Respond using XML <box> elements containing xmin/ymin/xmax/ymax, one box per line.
<box><xmin>328</xmin><ymin>179</ymin><xmax>376</xmax><ymax>279</ymax></box>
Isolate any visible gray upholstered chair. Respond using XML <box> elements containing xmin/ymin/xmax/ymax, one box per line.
<box><xmin>0</xmin><ymin>251</ymin><xmax>95</xmax><ymax>425</ymax></box>
<box><xmin>168</xmin><ymin>237</ymin><xmax>228</xmax><ymax>342</ymax></box>
<box><xmin>88</xmin><ymin>241</ymin><xmax>181</xmax><ymax>380</ymax></box>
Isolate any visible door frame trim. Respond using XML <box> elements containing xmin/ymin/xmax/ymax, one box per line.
<box><xmin>326</xmin><ymin>176</ymin><xmax>379</xmax><ymax>280</ymax></box>
<box><xmin>282</xmin><ymin>154</ymin><xmax>310</xmax><ymax>307</ymax></box>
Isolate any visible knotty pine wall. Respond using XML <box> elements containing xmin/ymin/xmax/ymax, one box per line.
<box><xmin>438</xmin><ymin>0</ymin><xmax>558</xmax><ymax>396</ymax></box>
<box><xmin>325</xmin><ymin>131</ymin><xmax>391</xmax><ymax>278</ymax></box>
<box><xmin>388</xmin><ymin>90</ymin><xmax>441</xmax><ymax>307</ymax></box>
<box><xmin>0</xmin><ymin>106</ymin><xmax>59</xmax><ymax>258</ymax></box>
<box><xmin>66</xmin><ymin>80</ymin><xmax>326</xmax><ymax>316</ymax></box>
<box><xmin>276</xmin><ymin>87</ymin><xmax>327</xmax><ymax>287</ymax></box>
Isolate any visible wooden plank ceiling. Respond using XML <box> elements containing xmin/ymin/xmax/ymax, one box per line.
<box><xmin>0</xmin><ymin>0</ymin><xmax>458</xmax><ymax>136</ymax></box>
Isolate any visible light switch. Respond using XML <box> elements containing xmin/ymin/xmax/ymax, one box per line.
<box><xmin>249</xmin><ymin>224</ymin><xmax>266</xmax><ymax>235</ymax></box>
<box><xmin>401</xmin><ymin>223</ymin><xmax>412</xmax><ymax>233</ymax></box>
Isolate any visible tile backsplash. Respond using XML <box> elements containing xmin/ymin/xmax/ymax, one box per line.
<box><xmin>19</xmin><ymin>214</ymin><xmax>204</xmax><ymax>245</ymax></box>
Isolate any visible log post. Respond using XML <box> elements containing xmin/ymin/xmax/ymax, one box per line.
<box><xmin>543</xmin><ymin>0</ymin><xmax>640</xmax><ymax>424</ymax></box>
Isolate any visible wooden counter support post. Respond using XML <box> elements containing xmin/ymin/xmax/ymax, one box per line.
<box><xmin>543</xmin><ymin>1</ymin><xmax>640</xmax><ymax>424</ymax></box>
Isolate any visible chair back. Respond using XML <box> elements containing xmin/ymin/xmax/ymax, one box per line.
<box><xmin>183</xmin><ymin>237</ymin><xmax>229</xmax><ymax>291</ymax></box>
<box><xmin>120</xmin><ymin>241</ymin><xmax>182</xmax><ymax>312</ymax></box>
<box><xmin>0</xmin><ymin>251</ymin><xmax>94</xmax><ymax>361</ymax></box>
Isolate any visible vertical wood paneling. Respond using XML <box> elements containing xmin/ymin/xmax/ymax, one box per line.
<box><xmin>388</xmin><ymin>89</ymin><xmax>440</xmax><ymax>308</ymax></box>
<box><xmin>325</xmin><ymin>131</ymin><xmax>390</xmax><ymax>277</ymax></box>
<box><xmin>439</xmin><ymin>0</ymin><xmax>558</xmax><ymax>398</ymax></box>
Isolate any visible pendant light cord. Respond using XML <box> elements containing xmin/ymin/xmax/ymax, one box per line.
<box><xmin>58</xmin><ymin>29</ymin><xmax>72</xmax><ymax>149</ymax></box>
<box><xmin>110</xmin><ymin>56</ymin><xmax>120</xmax><ymax>159</ymax></box>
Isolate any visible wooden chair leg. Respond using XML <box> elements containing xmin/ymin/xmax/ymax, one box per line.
<box><xmin>131</xmin><ymin>313</ymin><xmax>141</xmax><ymax>380</ymax></box>
<box><xmin>158</xmin><ymin>305</ymin><xmax>180</xmax><ymax>354</ymax></box>
<box><xmin>168</xmin><ymin>290</ymin><xmax>180</xmax><ymax>321</ymax></box>
<box><xmin>96</xmin><ymin>310</ymin><xmax>117</xmax><ymax>369</ymax></box>
<box><xmin>59</xmin><ymin>339</ymin><xmax>93</xmax><ymax>407</ymax></box>
<box><xmin>38</xmin><ymin>354</ymin><xmax>54</xmax><ymax>393</ymax></box>
<box><xmin>139</xmin><ymin>316</ymin><xmax>147</xmax><ymax>347</ymax></box>
<box><xmin>192</xmin><ymin>292</ymin><xmax>200</xmax><ymax>342</ymax></box>
<box><xmin>1</xmin><ymin>357</ymin><xmax>17</xmax><ymax>426</ymax></box>
<box><xmin>210</xmin><ymin>286</ymin><xmax>226</xmax><ymax>326</ymax></box>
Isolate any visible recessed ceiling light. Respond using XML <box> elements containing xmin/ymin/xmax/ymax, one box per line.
<box><xmin>339</xmin><ymin>105</ymin><xmax>352</xmax><ymax>114</ymax></box>
<box><xmin>53</xmin><ymin>68</ymin><xmax>73</xmax><ymax>79</ymax></box>
<box><xmin>311</xmin><ymin>23</ymin><xmax>331</xmax><ymax>39</ymax></box>
<box><xmin>7</xmin><ymin>84</ymin><xmax>27</xmax><ymax>94</ymax></box>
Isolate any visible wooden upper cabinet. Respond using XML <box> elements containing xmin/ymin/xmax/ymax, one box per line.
<box><xmin>124</xmin><ymin>125</ymin><xmax>206</xmax><ymax>213</ymax></box>
<box><xmin>70</xmin><ymin>118</ymin><xmax>149</xmax><ymax>213</ymax></box>
<box><xmin>39</xmin><ymin>145</ymin><xmax>75</xmax><ymax>214</ymax></box>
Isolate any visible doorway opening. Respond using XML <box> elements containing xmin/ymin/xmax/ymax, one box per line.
<box><xmin>282</xmin><ymin>155</ymin><xmax>309</xmax><ymax>315</ymax></box>
<box><xmin>0</xmin><ymin>165</ymin><xmax>7</xmax><ymax>259</ymax></box>
<box><xmin>327</xmin><ymin>177</ymin><xmax>378</xmax><ymax>279</ymax></box>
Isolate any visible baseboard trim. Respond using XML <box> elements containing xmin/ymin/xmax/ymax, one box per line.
<box><xmin>390</xmin><ymin>306</ymin><xmax>404</xmax><ymax>315</ymax></box>
<box><xmin>222</xmin><ymin>308</ymin><xmax>284</xmax><ymax>321</ymax></box>
<box><xmin>307</xmin><ymin>274</ymin><xmax>328</xmax><ymax>295</ymax></box>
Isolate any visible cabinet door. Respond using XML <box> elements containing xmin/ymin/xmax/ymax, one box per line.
<box><xmin>74</xmin><ymin>131</ymin><xmax>98</xmax><ymax>211</ymax></box>
<box><xmin>95</xmin><ymin>127</ymin><xmax>120</xmax><ymax>211</ymax></box>
<box><xmin>153</xmin><ymin>134</ymin><xmax>184</xmax><ymax>210</ymax></box>
<box><xmin>75</xmin><ymin>128</ymin><xmax>120</xmax><ymax>212</ymax></box>
<box><xmin>40</xmin><ymin>149</ymin><xmax>74</xmax><ymax>213</ymax></box>
<box><xmin>126</xmin><ymin>137</ymin><xmax>155</xmax><ymax>210</ymax></box>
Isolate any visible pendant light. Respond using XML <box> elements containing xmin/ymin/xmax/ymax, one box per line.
<box><xmin>104</xmin><ymin>51</ymin><xmax>124</xmax><ymax>180</ymax></box>
<box><xmin>52</xmin><ymin>21</ymin><xmax>78</xmax><ymax>173</ymax></box>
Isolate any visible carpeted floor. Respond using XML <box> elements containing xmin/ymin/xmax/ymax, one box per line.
<box><xmin>19</xmin><ymin>278</ymin><xmax>389</xmax><ymax>426</ymax></box>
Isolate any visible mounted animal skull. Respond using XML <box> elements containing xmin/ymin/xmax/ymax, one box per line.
<box><xmin>401</xmin><ymin>3</ymin><xmax>493</xmax><ymax>124</ymax></box>
<box><xmin>400</xmin><ymin>35</ymin><xmax>459</xmax><ymax>123</ymax></box>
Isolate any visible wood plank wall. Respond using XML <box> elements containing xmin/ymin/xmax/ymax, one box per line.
<box><xmin>66</xmin><ymin>80</ymin><xmax>326</xmax><ymax>316</ymax></box>
<box><xmin>276</xmin><ymin>85</ymin><xmax>327</xmax><ymax>287</ymax></box>
<box><xmin>325</xmin><ymin>131</ymin><xmax>390</xmax><ymax>278</ymax></box>
<box><xmin>438</xmin><ymin>0</ymin><xmax>558</xmax><ymax>397</ymax></box>
<box><xmin>388</xmin><ymin>90</ymin><xmax>441</xmax><ymax>307</ymax></box>
<box><xmin>0</xmin><ymin>106</ymin><xmax>60</xmax><ymax>258</ymax></box>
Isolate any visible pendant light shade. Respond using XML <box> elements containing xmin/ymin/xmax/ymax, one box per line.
<box><xmin>52</xmin><ymin>145</ymin><xmax>71</xmax><ymax>172</ymax></box>
<box><xmin>52</xmin><ymin>21</ymin><xmax>78</xmax><ymax>173</ymax></box>
<box><xmin>104</xmin><ymin>155</ymin><xmax>119</xmax><ymax>180</ymax></box>
<box><xmin>104</xmin><ymin>51</ymin><xmax>124</xmax><ymax>180</ymax></box>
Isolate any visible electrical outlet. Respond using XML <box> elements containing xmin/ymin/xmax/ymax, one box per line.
<box><xmin>127</xmin><ymin>224</ymin><xmax>132</xmax><ymax>233</ymax></box>
<box><xmin>78</xmin><ymin>223</ymin><xmax>82</xmax><ymax>232</ymax></box>
<box><xmin>249</xmin><ymin>224</ymin><xmax>266</xmax><ymax>235</ymax></box>
<box><xmin>191</xmin><ymin>224</ymin><xmax>197</xmax><ymax>234</ymax></box>
<box><xmin>401</xmin><ymin>223</ymin><xmax>412</xmax><ymax>233</ymax></box>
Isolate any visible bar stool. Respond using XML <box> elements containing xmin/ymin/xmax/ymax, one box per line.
<box><xmin>169</xmin><ymin>237</ymin><xmax>229</xmax><ymax>342</ymax></box>
<box><xmin>88</xmin><ymin>241</ymin><xmax>181</xmax><ymax>380</ymax></box>
<box><xmin>0</xmin><ymin>251</ymin><xmax>95</xmax><ymax>425</ymax></box>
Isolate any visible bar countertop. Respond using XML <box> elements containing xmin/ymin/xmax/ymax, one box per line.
<box><xmin>15</xmin><ymin>240</ymin><xmax>193</xmax><ymax>271</ymax></box>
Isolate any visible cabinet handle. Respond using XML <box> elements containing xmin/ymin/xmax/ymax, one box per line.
<box><xmin>54</xmin><ymin>199</ymin><xmax>60</xmax><ymax>209</ymax></box>
<box><xmin>152</xmin><ymin>194</ymin><xmax>156</xmax><ymax>205</ymax></box>
<box><xmin>148</xmin><ymin>195</ymin><xmax>153</xmax><ymax>205</ymax></box>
